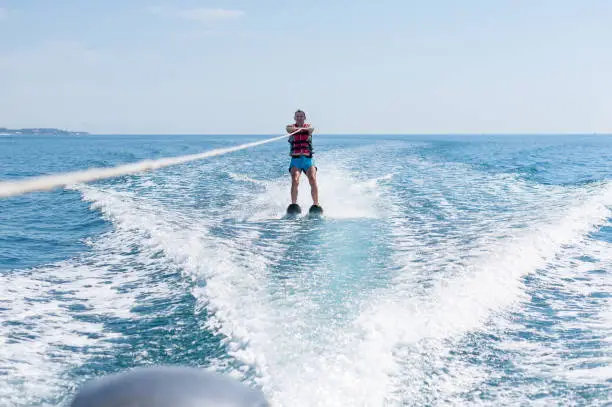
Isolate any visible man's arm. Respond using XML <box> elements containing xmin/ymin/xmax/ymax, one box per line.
<box><xmin>286</xmin><ymin>124</ymin><xmax>315</xmax><ymax>134</ymax></box>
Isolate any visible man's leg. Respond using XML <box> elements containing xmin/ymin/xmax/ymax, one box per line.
<box><xmin>306</xmin><ymin>166</ymin><xmax>319</xmax><ymax>206</ymax></box>
<box><xmin>290</xmin><ymin>167</ymin><xmax>301</xmax><ymax>204</ymax></box>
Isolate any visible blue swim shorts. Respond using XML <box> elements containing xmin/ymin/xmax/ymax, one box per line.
<box><xmin>288</xmin><ymin>156</ymin><xmax>316</xmax><ymax>173</ymax></box>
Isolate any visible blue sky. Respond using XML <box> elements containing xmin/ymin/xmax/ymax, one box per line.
<box><xmin>0</xmin><ymin>0</ymin><xmax>610</xmax><ymax>134</ymax></box>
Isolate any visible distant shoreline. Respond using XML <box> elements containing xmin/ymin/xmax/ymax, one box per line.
<box><xmin>0</xmin><ymin>128</ymin><xmax>89</xmax><ymax>136</ymax></box>
<box><xmin>1</xmin><ymin>130</ymin><xmax>609</xmax><ymax>137</ymax></box>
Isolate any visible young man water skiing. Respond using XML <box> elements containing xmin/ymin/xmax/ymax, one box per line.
<box><xmin>286</xmin><ymin>109</ymin><xmax>322</xmax><ymax>215</ymax></box>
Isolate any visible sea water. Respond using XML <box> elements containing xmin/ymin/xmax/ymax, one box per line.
<box><xmin>0</xmin><ymin>133</ymin><xmax>611</xmax><ymax>406</ymax></box>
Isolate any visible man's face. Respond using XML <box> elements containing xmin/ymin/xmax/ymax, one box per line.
<box><xmin>294</xmin><ymin>111</ymin><xmax>306</xmax><ymax>125</ymax></box>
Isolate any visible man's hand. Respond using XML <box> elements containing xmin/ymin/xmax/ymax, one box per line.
<box><xmin>286</xmin><ymin>125</ymin><xmax>314</xmax><ymax>134</ymax></box>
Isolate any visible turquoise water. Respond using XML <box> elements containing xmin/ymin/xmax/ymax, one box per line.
<box><xmin>1</xmin><ymin>134</ymin><xmax>611</xmax><ymax>406</ymax></box>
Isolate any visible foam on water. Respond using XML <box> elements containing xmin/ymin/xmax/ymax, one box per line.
<box><xmin>0</xmin><ymin>270</ymin><xmax>110</xmax><ymax>406</ymax></box>
<box><xmin>0</xmin><ymin>238</ymin><xmax>173</xmax><ymax>405</ymax></box>
<box><xmin>62</xmin><ymin>151</ymin><xmax>397</xmax><ymax>406</ymax></box>
<box><xmin>220</xmin><ymin>160</ymin><xmax>401</xmax><ymax>406</ymax></box>
<box><xmin>348</xmin><ymin>174</ymin><xmax>612</xmax><ymax>404</ymax></box>
<box><xmin>3</xmin><ymin>136</ymin><xmax>611</xmax><ymax>407</ymax></box>
<box><xmin>472</xmin><ymin>223</ymin><xmax>612</xmax><ymax>405</ymax></box>
<box><xmin>71</xmin><ymin>151</ymin><xmax>611</xmax><ymax>407</ymax></box>
<box><xmin>0</xmin><ymin>188</ymin><xmax>196</xmax><ymax>406</ymax></box>
<box><xmin>227</xmin><ymin>153</ymin><xmax>391</xmax><ymax>222</ymax></box>
<box><xmin>78</xmin><ymin>183</ymin><xmax>307</xmax><ymax>387</ymax></box>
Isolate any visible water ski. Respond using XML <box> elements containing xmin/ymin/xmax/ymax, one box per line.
<box><xmin>286</xmin><ymin>203</ymin><xmax>302</xmax><ymax>216</ymax></box>
<box><xmin>308</xmin><ymin>204</ymin><xmax>324</xmax><ymax>217</ymax></box>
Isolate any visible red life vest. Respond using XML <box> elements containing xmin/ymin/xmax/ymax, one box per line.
<box><xmin>289</xmin><ymin>124</ymin><xmax>313</xmax><ymax>157</ymax></box>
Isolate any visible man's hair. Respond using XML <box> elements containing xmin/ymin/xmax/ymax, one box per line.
<box><xmin>295</xmin><ymin>109</ymin><xmax>305</xmax><ymax>115</ymax></box>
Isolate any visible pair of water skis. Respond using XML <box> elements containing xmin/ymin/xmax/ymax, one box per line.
<box><xmin>285</xmin><ymin>203</ymin><xmax>323</xmax><ymax>219</ymax></box>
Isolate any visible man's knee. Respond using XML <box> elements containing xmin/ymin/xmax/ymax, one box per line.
<box><xmin>307</xmin><ymin>170</ymin><xmax>317</xmax><ymax>185</ymax></box>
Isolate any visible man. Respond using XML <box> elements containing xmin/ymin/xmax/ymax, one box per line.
<box><xmin>286</xmin><ymin>109</ymin><xmax>320</xmax><ymax>208</ymax></box>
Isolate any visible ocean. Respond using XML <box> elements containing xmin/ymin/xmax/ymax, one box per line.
<box><xmin>0</xmin><ymin>133</ymin><xmax>611</xmax><ymax>406</ymax></box>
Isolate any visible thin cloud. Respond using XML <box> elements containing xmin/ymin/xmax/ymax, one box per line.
<box><xmin>149</xmin><ymin>6</ymin><xmax>245</xmax><ymax>22</ymax></box>
<box><xmin>0</xmin><ymin>8</ymin><xmax>8</xmax><ymax>20</ymax></box>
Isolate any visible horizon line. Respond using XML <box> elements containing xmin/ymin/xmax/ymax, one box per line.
<box><xmin>83</xmin><ymin>132</ymin><xmax>612</xmax><ymax>136</ymax></box>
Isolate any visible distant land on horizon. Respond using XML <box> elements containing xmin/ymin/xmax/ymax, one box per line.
<box><xmin>1</xmin><ymin>128</ymin><xmax>609</xmax><ymax>137</ymax></box>
<box><xmin>0</xmin><ymin>127</ymin><xmax>89</xmax><ymax>136</ymax></box>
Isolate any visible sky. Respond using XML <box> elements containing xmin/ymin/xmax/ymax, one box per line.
<box><xmin>0</xmin><ymin>0</ymin><xmax>610</xmax><ymax>134</ymax></box>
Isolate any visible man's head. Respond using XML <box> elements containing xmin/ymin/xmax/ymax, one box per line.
<box><xmin>294</xmin><ymin>110</ymin><xmax>306</xmax><ymax>126</ymax></box>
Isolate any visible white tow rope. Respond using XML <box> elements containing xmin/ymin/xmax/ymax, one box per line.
<box><xmin>0</xmin><ymin>130</ymin><xmax>302</xmax><ymax>198</ymax></box>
